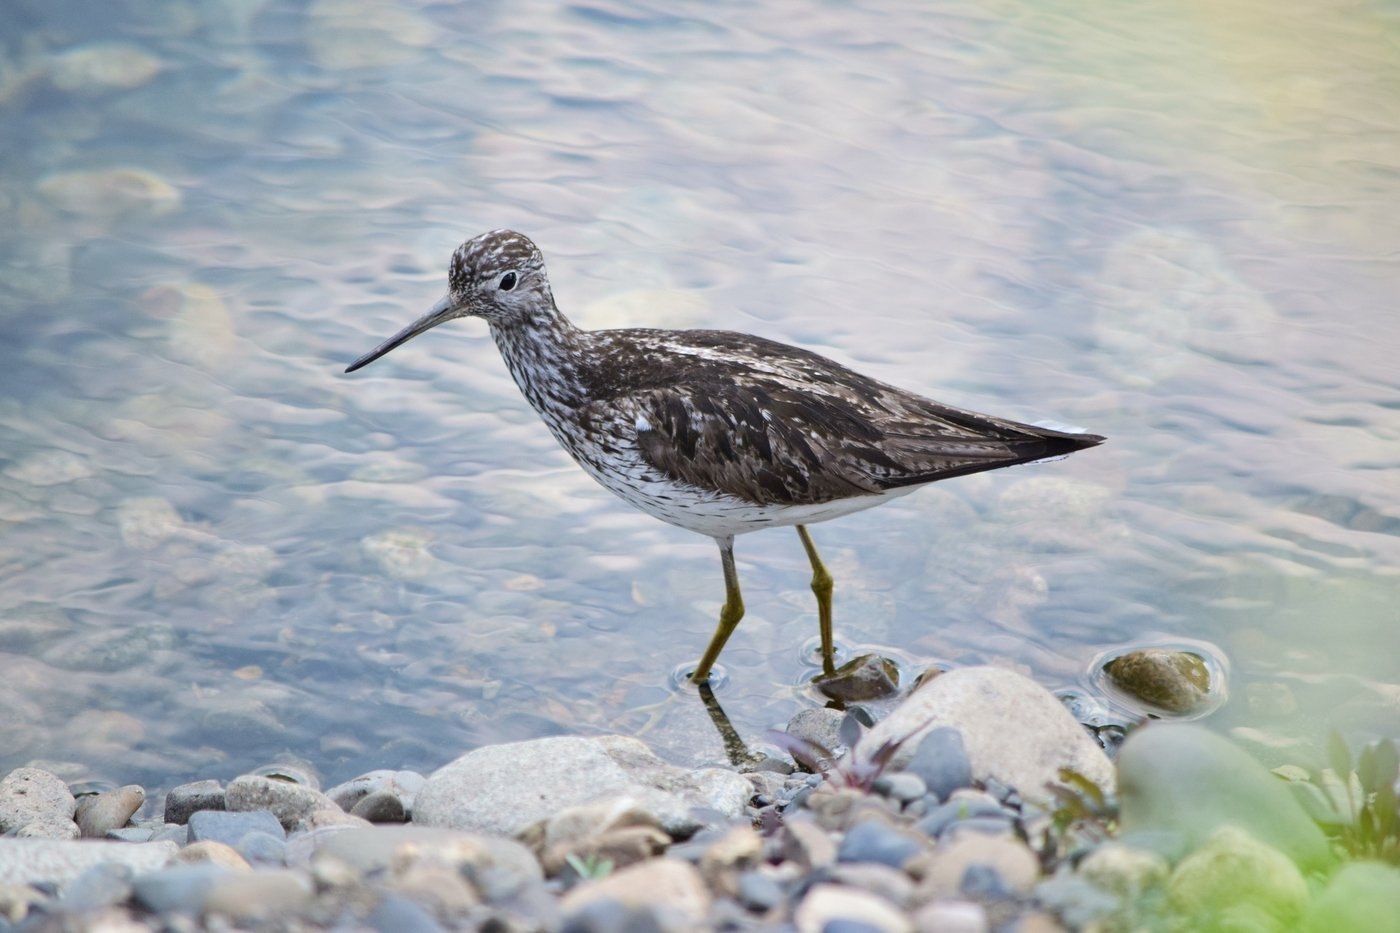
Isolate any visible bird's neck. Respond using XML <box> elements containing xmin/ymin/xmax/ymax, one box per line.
<box><xmin>488</xmin><ymin>305</ymin><xmax>592</xmax><ymax>416</ymax></box>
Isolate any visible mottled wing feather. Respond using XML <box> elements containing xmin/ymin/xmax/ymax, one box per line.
<box><xmin>578</xmin><ymin>328</ymin><xmax>1102</xmax><ymax>506</ymax></box>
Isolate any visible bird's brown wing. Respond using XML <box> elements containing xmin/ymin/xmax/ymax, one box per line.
<box><xmin>617</xmin><ymin>375</ymin><xmax>1096</xmax><ymax>506</ymax></box>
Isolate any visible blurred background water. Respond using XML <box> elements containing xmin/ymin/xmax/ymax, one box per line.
<box><xmin>1</xmin><ymin>0</ymin><xmax>1396</xmax><ymax>793</ymax></box>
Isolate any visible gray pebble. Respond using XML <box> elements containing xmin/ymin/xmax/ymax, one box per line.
<box><xmin>187</xmin><ymin>808</ymin><xmax>284</xmax><ymax>846</ymax></box>
<box><xmin>871</xmin><ymin>772</ymin><xmax>927</xmax><ymax>804</ymax></box>
<box><xmin>130</xmin><ymin>862</ymin><xmax>230</xmax><ymax>913</ymax></box>
<box><xmin>960</xmin><ymin>863</ymin><xmax>1012</xmax><ymax>900</ymax></box>
<box><xmin>736</xmin><ymin>870</ymin><xmax>784</xmax><ymax>912</ymax></box>
<box><xmin>235</xmin><ymin>829</ymin><xmax>287</xmax><ymax>864</ymax></box>
<box><xmin>916</xmin><ymin>796</ymin><xmax>1008</xmax><ymax>838</ymax></box>
<box><xmin>370</xmin><ymin>893</ymin><xmax>447</xmax><ymax>933</ymax></box>
<box><xmin>785</xmin><ymin>708</ymin><xmax>848</xmax><ymax>762</ymax></box>
<box><xmin>164</xmin><ymin>779</ymin><xmax>225</xmax><ymax>825</ymax></box>
<box><xmin>60</xmin><ymin>862</ymin><xmax>133</xmax><ymax>912</ymax></box>
<box><xmin>905</xmin><ymin>726</ymin><xmax>973</xmax><ymax>801</ymax></box>
<box><xmin>105</xmin><ymin>826</ymin><xmax>154</xmax><ymax>842</ymax></box>
<box><xmin>945</xmin><ymin>815</ymin><xmax>1015</xmax><ymax>837</ymax></box>
<box><xmin>351</xmin><ymin>790</ymin><xmax>407</xmax><ymax>823</ymax></box>
<box><xmin>837</xmin><ymin>820</ymin><xmax>924</xmax><ymax>869</ymax></box>
<box><xmin>823</xmin><ymin>921</ymin><xmax>887</xmax><ymax>933</ymax></box>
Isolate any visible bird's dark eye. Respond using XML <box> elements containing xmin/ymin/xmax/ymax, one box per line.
<box><xmin>498</xmin><ymin>272</ymin><xmax>517</xmax><ymax>291</ymax></box>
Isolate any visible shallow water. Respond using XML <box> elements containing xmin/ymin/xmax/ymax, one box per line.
<box><xmin>1</xmin><ymin>0</ymin><xmax>1397</xmax><ymax>792</ymax></box>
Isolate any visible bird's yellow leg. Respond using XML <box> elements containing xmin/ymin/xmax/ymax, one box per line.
<box><xmin>691</xmin><ymin>536</ymin><xmax>745</xmax><ymax>683</ymax></box>
<box><xmin>796</xmin><ymin>524</ymin><xmax>836</xmax><ymax>676</ymax></box>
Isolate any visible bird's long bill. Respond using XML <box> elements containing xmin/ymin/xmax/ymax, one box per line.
<box><xmin>344</xmin><ymin>294</ymin><xmax>458</xmax><ymax>373</ymax></box>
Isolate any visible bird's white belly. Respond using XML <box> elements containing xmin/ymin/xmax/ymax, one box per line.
<box><xmin>570</xmin><ymin>450</ymin><xmax>916</xmax><ymax>539</ymax></box>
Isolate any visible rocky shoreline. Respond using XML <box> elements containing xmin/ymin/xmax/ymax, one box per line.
<box><xmin>1</xmin><ymin>665</ymin><xmax>1394</xmax><ymax>932</ymax></box>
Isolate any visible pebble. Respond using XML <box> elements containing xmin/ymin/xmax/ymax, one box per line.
<box><xmin>785</xmin><ymin>707</ymin><xmax>849</xmax><ymax>762</ymax></box>
<box><xmin>838</xmin><ymin>819</ymin><xmax>926</xmax><ymax>869</ymax></box>
<box><xmin>76</xmin><ymin>784</ymin><xmax>144</xmax><ymax>837</ymax></box>
<box><xmin>351</xmin><ymin>790</ymin><xmax>408</xmax><ymax>823</ymax></box>
<box><xmin>857</xmin><ymin>666</ymin><xmax>1115</xmax><ymax>802</ymax></box>
<box><xmin>414</xmin><ymin>735</ymin><xmax>750</xmax><ymax>837</ymax></box>
<box><xmin>164</xmin><ymin>779</ymin><xmax>226</xmax><ymax>824</ymax></box>
<box><xmin>173</xmin><ymin>840</ymin><xmax>252</xmax><ymax>870</ymax></box>
<box><xmin>912</xmin><ymin>900</ymin><xmax>990</xmax><ymax>933</ymax></box>
<box><xmin>1102</xmin><ymin>648</ymin><xmax>1214</xmax><ymax>715</ymax></box>
<box><xmin>369</xmin><ymin>892</ymin><xmax>448</xmax><ymax>933</ymax></box>
<box><xmin>226</xmin><ymin>773</ymin><xmax>348</xmax><ymax>832</ymax></box>
<box><xmin>736</xmin><ymin>869</ymin><xmax>784</xmax><ymax>912</ymax></box>
<box><xmin>911</xmin><ymin>834</ymin><xmax>1041</xmax><ymax>901</ymax></box>
<box><xmin>905</xmin><ymin>727</ymin><xmax>974</xmax><ymax>801</ymax></box>
<box><xmin>202</xmin><ymin>868</ymin><xmax>314</xmax><ymax>921</ymax></box>
<box><xmin>129</xmin><ymin>862</ymin><xmax>230</xmax><ymax>914</ymax></box>
<box><xmin>560</xmin><ymin>858</ymin><xmax>711</xmax><ymax>929</ymax></box>
<box><xmin>795</xmin><ymin>883</ymin><xmax>912</xmax><ymax>933</ymax></box>
<box><xmin>812</xmin><ymin>654</ymin><xmax>902</xmax><ymax>702</ymax></box>
<box><xmin>59</xmin><ymin>862</ymin><xmax>134</xmax><ymax>912</ymax></box>
<box><xmin>187</xmin><ymin>809</ymin><xmax>285</xmax><ymax>846</ymax></box>
<box><xmin>0</xmin><ymin>768</ymin><xmax>77</xmax><ymax>837</ymax></box>
<box><xmin>871</xmin><ymin>771</ymin><xmax>928</xmax><ymax>804</ymax></box>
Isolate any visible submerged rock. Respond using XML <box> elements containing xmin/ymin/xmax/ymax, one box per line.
<box><xmin>1102</xmin><ymin>648</ymin><xmax>1215</xmax><ymax>715</ymax></box>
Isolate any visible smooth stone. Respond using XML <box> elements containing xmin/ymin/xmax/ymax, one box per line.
<box><xmin>830</xmin><ymin>862</ymin><xmax>917</xmax><ymax>909</ymax></box>
<box><xmin>959</xmin><ymin>863</ymin><xmax>1011</xmax><ymax>899</ymax></box>
<box><xmin>1299</xmin><ymin>861</ymin><xmax>1400</xmax><ymax>933</ymax></box>
<box><xmin>838</xmin><ymin>819</ymin><xmax>926</xmax><ymax>869</ymax></box>
<box><xmin>856</xmin><ymin>667</ymin><xmax>1114</xmax><ymax>804</ymax></box>
<box><xmin>910</xmin><ymin>834</ymin><xmax>1040</xmax><ymax>902</ymax></box>
<box><xmin>1102</xmin><ymin>649</ymin><xmax>1213</xmax><ymax>715</ymax></box>
<box><xmin>915</xmin><ymin>794</ymin><xmax>1007</xmax><ymax>838</ymax></box>
<box><xmin>562</xmin><ymin>898</ymin><xmax>667</xmax><ymax>933</ymax></box>
<box><xmin>1116</xmin><ymin>724</ymin><xmax>1331</xmax><ymax>871</ymax></box>
<box><xmin>59</xmin><ymin>862</ymin><xmax>133</xmax><ymax>911</ymax></box>
<box><xmin>736</xmin><ymin>870</ymin><xmax>784</xmax><ymax>912</ymax></box>
<box><xmin>1166</xmin><ymin>826</ymin><xmax>1307</xmax><ymax>931</ymax></box>
<box><xmin>225</xmin><ymin>774</ymin><xmax>343</xmax><ymax>832</ymax></box>
<box><xmin>414</xmin><ymin>735</ymin><xmax>750</xmax><ymax>837</ymax></box>
<box><xmin>698</xmin><ymin>824</ymin><xmax>762</xmax><ymax>896</ymax></box>
<box><xmin>812</xmin><ymin>654</ymin><xmax>901</xmax><ymax>703</ymax></box>
<box><xmin>871</xmin><ymin>772</ymin><xmax>927</xmax><ymax>804</ymax></box>
<box><xmin>105</xmin><ymin>827</ymin><xmax>153</xmax><ymax>843</ymax></box>
<box><xmin>0</xmin><ymin>768</ymin><xmax>77</xmax><ymax>836</ymax></box>
<box><xmin>370</xmin><ymin>892</ymin><xmax>448</xmax><ymax>933</ymax></box>
<box><xmin>202</xmin><ymin>868</ymin><xmax>313</xmax><ymax>920</ymax></box>
<box><xmin>912</xmin><ymin>900</ymin><xmax>989</xmax><ymax>933</ymax></box>
<box><xmin>522</xmin><ymin>797</ymin><xmax>671</xmax><ymax>878</ymax></box>
<box><xmin>905</xmin><ymin>727</ymin><xmax>974</xmax><ymax>801</ymax></box>
<box><xmin>943</xmin><ymin>816</ymin><xmax>1015</xmax><ymax>838</ymax></box>
<box><xmin>187</xmin><ymin>809</ymin><xmax>284</xmax><ymax>846</ymax></box>
<box><xmin>560</xmin><ymin>858</ymin><xmax>710</xmax><ymax>929</ymax></box>
<box><xmin>327</xmin><ymin>769</ymin><xmax>424</xmax><ymax>815</ymax></box>
<box><xmin>781</xmin><ymin>818</ymin><xmax>838</xmax><ymax>870</ymax></box>
<box><xmin>389</xmin><ymin>858</ymin><xmax>480</xmax><ymax>917</ymax></box>
<box><xmin>15</xmin><ymin>817</ymin><xmax>80</xmax><ymax>840</ymax></box>
<box><xmin>163</xmin><ymin>780</ymin><xmax>225</xmax><ymax>824</ymax></box>
<box><xmin>794</xmin><ymin>883</ymin><xmax>912</xmax><ymax>933</ymax></box>
<box><xmin>234</xmin><ymin>830</ymin><xmax>286</xmax><ymax>864</ymax></box>
<box><xmin>309</xmin><ymin>826</ymin><xmax>542</xmax><ymax>902</ymax></box>
<box><xmin>129</xmin><ymin>862</ymin><xmax>230</xmax><ymax>913</ymax></box>
<box><xmin>173</xmin><ymin>840</ymin><xmax>251</xmax><ymax>870</ymax></box>
<box><xmin>1075</xmin><ymin>843</ymin><xmax>1168</xmax><ymax>900</ymax></box>
<box><xmin>351</xmin><ymin>790</ymin><xmax>407</xmax><ymax>823</ymax></box>
<box><xmin>785</xmin><ymin>707</ymin><xmax>849</xmax><ymax>762</ymax></box>
<box><xmin>0</xmin><ymin>839</ymin><xmax>176</xmax><ymax>889</ymax></box>
<box><xmin>75</xmin><ymin>785</ymin><xmax>144</xmax><ymax>838</ymax></box>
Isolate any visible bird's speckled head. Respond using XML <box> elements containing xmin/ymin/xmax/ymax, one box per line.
<box><xmin>446</xmin><ymin>229</ymin><xmax>552</xmax><ymax>320</ymax></box>
<box><xmin>344</xmin><ymin>229</ymin><xmax>556</xmax><ymax>373</ymax></box>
